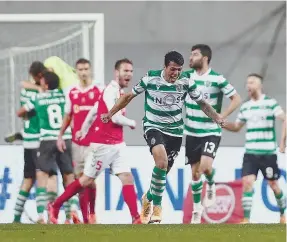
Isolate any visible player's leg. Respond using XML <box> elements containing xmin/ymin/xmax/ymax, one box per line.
<box><xmin>46</xmin><ymin>173</ymin><xmax>59</xmax><ymax>223</ymax></box>
<box><xmin>72</xmin><ymin>143</ymin><xmax>96</xmax><ymax>224</ymax></box>
<box><xmin>261</xmin><ymin>155</ymin><xmax>286</xmax><ymax>223</ymax></box>
<box><xmin>200</xmin><ymin>136</ymin><xmax>221</xmax><ymax>207</ymax></box>
<box><xmin>241</xmin><ymin>154</ymin><xmax>258</xmax><ymax>223</ymax></box>
<box><xmin>56</xmin><ymin>140</ymin><xmax>81</xmax><ymax>224</ymax></box>
<box><xmin>185</xmin><ymin>136</ymin><xmax>204</xmax><ymax>224</ymax></box>
<box><xmin>112</xmin><ymin>143</ymin><xmax>141</xmax><ymax>224</ymax></box>
<box><xmin>49</xmin><ymin>143</ymin><xmax>110</xmax><ymax>224</ymax></box>
<box><xmin>13</xmin><ymin>149</ymin><xmax>36</xmax><ymax>223</ymax></box>
<box><xmin>36</xmin><ymin>141</ymin><xmax>56</xmax><ymax>223</ymax></box>
<box><xmin>143</xmin><ymin>130</ymin><xmax>180</xmax><ymax>224</ymax></box>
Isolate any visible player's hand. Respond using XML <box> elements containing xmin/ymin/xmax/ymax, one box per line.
<box><xmin>57</xmin><ymin>137</ymin><xmax>66</xmax><ymax>153</ymax></box>
<box><xmin>279</xmin><ymin>143</ymin><xmax>286</xmax><ymax>153</ymax></box>
<box><xmin>75</xmin><ymin>131</ymin><xmax>83</xmax><ymax>141</ymax></box>
<box><xmin>101</xmin><ymin>113</ymin><xmax>111</xmax><ymax>123</ymax></box>
<box><xmin>216</xmin><ymin>114</ymin><xmax>227</xmax><ymax>128</ymax></box>
<box><xmin>130</xmin><ymin>120</ymin><xmax>136</xmax><ymax>130</ymax></box>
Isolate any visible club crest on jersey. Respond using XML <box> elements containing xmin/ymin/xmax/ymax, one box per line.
<box><xmin>205</xmin><ymin>81</ymin><xmax>212</xmax><ymax>87</ymax></box>
<box><xmin>176</xmin><ymin>84</ymin><xmax>183</xmax><ymax>92</ymax></box>
<box><xmin>89</xmin><ymin>92</ymin><xmax>94</xmax><ymax>99</ymax></box>
<box><xmin>73</xmin><ymin>93</ymin><xmax>78</xmax><ymax>99</ymax></box>
<box><xmin>156</xmin><ymin>83</ymin><xmax>161</xmax><ymax>90</ymax></box>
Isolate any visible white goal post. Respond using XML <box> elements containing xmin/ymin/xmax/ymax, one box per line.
<box><xmin>0</xmin><ymin>13</ymin><xmax>104</xmax><ymax>136</ymax></box>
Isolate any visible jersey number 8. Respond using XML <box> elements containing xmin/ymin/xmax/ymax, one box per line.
<box><xmin>47</xmin><ymin>104</ymin><xmax>63</xmax><ymax>129</ymax></box>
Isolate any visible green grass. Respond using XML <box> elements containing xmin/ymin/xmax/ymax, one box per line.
<box><xmin>0</xmin><ymin>224</ymin><xmax>285</xmax><ymax>242</ymax></box>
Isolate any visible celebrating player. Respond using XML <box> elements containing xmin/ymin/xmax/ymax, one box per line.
<box><xmin>224</xmin><ymin>73</ymin><xmax>286</xmax><ymax>224</ymax></box>
<box><xmin>184</xmin><ymin>44</ymin><xmax>241</xmax><ymax>223</ymax></box>
<box><xmin>13</xmin><ymin>62</ymin><xmax>58</xmax><ymax>224</ymax></box>
<box><xmin>17</xmin><ymin>71</ymin><xmax>77</xmax><ymax>224</ymax></box>
<box><xmin>5</xmin><ymin>56</ymin><xmax>79</xmax><ymax>143</ymax></box>
<box><xmin>48</xmin><ymin>58</ymin><xmax>141</xmax><ymax>224</ymax></box>
<box><xmin>101</xmin><ymin>51</ymin><xmax>225</xmax><ymax>224</ymax></box>
<box><xmin>57</xmin><ymin>58</ymin><xmax>101</xmax><ymax>224</ymax></box>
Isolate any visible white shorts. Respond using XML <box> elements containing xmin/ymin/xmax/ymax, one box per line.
<box><xmin>84</xmin><ymin>142</ymin><xmax>130</xmax><ymax>179</ymax></box>
<box><xmin>72</xmin><ymin>142</ymin><xmax>91</xmax><ymax>176</ymax></box>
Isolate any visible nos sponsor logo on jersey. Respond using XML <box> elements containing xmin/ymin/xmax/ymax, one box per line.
<box><xmin>154</xmin><ymin>94</ymin><xmax>183</xmax><ymax>106</ymax></box>
<box><xmin>202</xmin><ymin>184</ymin><xmax>236</xmax><ymax>223</ymax></box>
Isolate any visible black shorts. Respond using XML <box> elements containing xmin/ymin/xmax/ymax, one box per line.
<box><xmin>185</xmin><ymin>135</ymin><xmax>221</xmax><ymax>165</ymax></box>
<box><xmin>37</xmin><ymin>140</ymin><xmax>73</xmax><ymax>175</ymax></box>
<box><xmin>24</xmin><ymin>148</ymin><xmax>38</xmax><ymax>179</ymax></box>
<box><xmin>144</xmin><ymin>129</ymin><xmax>182</xmax><ymax>168</ymax></box>
<box><xmin>242</xmin><ymin>153</ymin><xmax>280</xmax><ymax>180</ymax></box>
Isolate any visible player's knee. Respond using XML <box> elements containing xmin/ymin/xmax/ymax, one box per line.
<box><xmin>21</xmin><ymin>178</ymin><xmax>34</xmax><ymax>191</ymax></box>
<box><xmin>199</xmin><ymin>156</ymin><xmax>213</xmax><ymax>173</ymax></box>
<box><xmin>152</xmin><ymin>145</ymin><xmax>168</xmax><ymax>169</ymax></box>
<box><xmin>118</xmin><ymin>172</ymin><xmax>134</xmax><ymax>185</ymax></box>
<box><xmin>242</xmin><ymin>176</ymin><xmax>255</xmax><ymax>191</ymax></box>
<box><xmin>268</xmin><ymin>180</ymin><xmax>280</xmax><ymax>192</ymax></box>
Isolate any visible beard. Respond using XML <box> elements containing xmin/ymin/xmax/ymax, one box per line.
<box><xmin>190</xmin><ymin>60</ymin><xmax>203</xmax><ymax>69</ymax></box>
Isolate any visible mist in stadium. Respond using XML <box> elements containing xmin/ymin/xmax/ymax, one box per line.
<box><xmin>0</xmin><ymin>1</ymin><xmax>286</xmax><ymax>242</ymax></box>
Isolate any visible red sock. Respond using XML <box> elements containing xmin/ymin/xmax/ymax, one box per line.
<box><xmin>54</xmin><ymin>179</ymin><xmax>83</xmax><ymax>210</ymax></box>
<box><xmin>122</xmin><ymin>185</ymin><xmax>139</xmax><ymax>219</ymax></box>
<box><xmin>87</xmin><ymin>187</ymin><xmax>96</xmax><ymax>214</ymax></box>
<box><xmin>80</xmin><ymin>189</ymin><xmax>89</xmax><ymax>224</ymax></box>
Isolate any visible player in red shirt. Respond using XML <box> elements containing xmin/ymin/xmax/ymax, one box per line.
<box><xmin>57</xmin><ymin>58</ymin><xmax>101</xmax><ymax>224</ymax></box>
<box><xmin>49</xmin><ymin>58</ymin><xmax>141</xmax><ymax>224</ymax></box>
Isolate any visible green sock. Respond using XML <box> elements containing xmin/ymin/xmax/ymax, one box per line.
<box><xmin>205</xmin><ymin>169</ymin><xmax>215</xmax><ymax>185</ymax></box>
<box><xmin>69</xmin><ymin>195</ymin><xmax>79</xmax><ymax>211</ymax></box>
<box><xmin>242</xmin><ymin>191</ymin><xmax>253</xmax><ymax>219</ymax></box>
<box><xmin>146</xmin><ymin>187</ymin><xmax>153</xmax><ymax>201</ymax></box>
<box><xmin>47</xmin><ymin>192</ymin><xmax>57</xmax><ymax>203</ymax></box>
<box><xmin>36</xmin><ymin>187</ymin><xmax>47</xmax><ymax>216</ymax></box>
<box><xmin>150</xmin><ymin>166</ymin><xmax>167</xmax><ymax>206</ymax></box>
<box><xmin>275</xmin><ymin>190</ymin><xmax>286</xmax><ymax>215</ymax></box>
<box><xmin>14</xmin><ymin>190</ymin><xmax>30</xmax><ymax>222</ymax></box>
<box><xmin>64</xmin><ymin>201</ymin><xmax>71</xmax><ymax>219</ymax></box>
<box><xmin>191</xmin><ymin>179</ymin><xmax>203</xmax><ymax>210</ymax></box>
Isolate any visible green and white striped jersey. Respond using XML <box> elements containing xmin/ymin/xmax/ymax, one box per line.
<box><xmin>132</xmin><ymin>70</ymin><xmax>202</xmax><ymax>137</ymax></box>
<box><xmin>236</xmin><ymin>94</ymin><xmax>283</xmax><ymax>155</ymax></box>
<box><xmin>20</xmin><ymin>88</ymin><xmax>40</xmax><ymax>149</ymax></box>
<box><xmin>24</xmin><ymin>89</ymin><xmax>72</xmax><ymax>141</ymax></box>
<box><xmin>184</xmin><ymin>68</ymin><xmax>236</xmax><ymax>137</ymax></box>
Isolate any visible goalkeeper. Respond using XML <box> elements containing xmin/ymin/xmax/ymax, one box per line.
<box><xmin>5</xmin><ymin>56</ymin><xmax>79</xmax><ymax>143</ymax></box>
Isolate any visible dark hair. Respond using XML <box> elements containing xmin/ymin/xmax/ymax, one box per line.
<box><xmin>42</xmin><ymin>71</ymin><xmax>59</xmax><ymax>90</ymax></box>
<box><xmin>248</xmin><ymin>73</ymin><xmax>263</xmax><ymax>81</ymax></box>
<box><xmin>114</xmin><ymin>58</ymin><xmax>133</xmax><ymax>70</ymax></box>
<box><xmin>164</xmin><ymin>51</ymin><xmax>184</xmax><ymax>67</ymax></box>
<box><xmin>75</xmin><ymin>58</ymin><xmax>91</xmax><ymax>66</ymax></box>
<box><xmin>191</xmin><ymin>44</ymin><xmax>212</xmax><ymax>64</ymax></box>
<box><xmin>29</xmin><ymin>61</ymin><xmax>47</xmax><ymax>76</ymax></box>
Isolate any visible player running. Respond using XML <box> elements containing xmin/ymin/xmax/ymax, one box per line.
<box><xmin>48</xmin><ymin>58</ymin><xmax>142</xmax><ymax>224</ymax></box>
<box><xmin>101</xmin><ymin>51</ymin><xmax>226</xmax><ymax>224</ymax></box>
<box><xmin>13</xmin><ymin>63</ymin><xmax>58</xmax><ymax>223</ymax></box>
<box><xmin>57</xmin><ymin>58</ymin><xmax>101</xmax><ymax>224</ymax></box>
<box><xmin>224</xmin><ymin>73</ymin><xmax>286</xmax><ymax>224</ymax></box>
<box><xmin>17</xmin><ymin>71</ymin><xmax>77</xmax><ymax>224</ymax></box>
<box><xmin>5</xmin><ymin>56</ymin><xmax>79</xmax><ymax>143</ymax></box>
<box><xmin>184</xmin><ymin>44</ymin><xmax>241</xmax><ymax>223</ymax></box>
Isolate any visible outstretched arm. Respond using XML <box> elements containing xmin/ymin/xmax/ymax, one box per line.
<box><xmin>224</xmin><ymin>121</ymin><xmax>245</xmax><ymax>132</ymax></box>
<box><xmin>196</xmin><ymin>99</ymin><xmax>224</xmax><ymax>125</ymax></box>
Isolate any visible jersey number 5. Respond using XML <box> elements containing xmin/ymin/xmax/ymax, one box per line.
<box><xmin>47</xmin><ymin>104</ymin><xmax>63</xmax><ymax>129</ymax></box>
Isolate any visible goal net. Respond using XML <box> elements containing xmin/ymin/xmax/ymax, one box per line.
<box><xmin>0</xmin><ymin>14</ymin><xmax>104</xmax><ymax>143</ymax></box>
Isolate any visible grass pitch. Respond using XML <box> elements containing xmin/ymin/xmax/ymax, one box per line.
<box><xmin>0</xmin><ymin>224</ymin><xmax>285</xmax><ymax>242</ymax></box>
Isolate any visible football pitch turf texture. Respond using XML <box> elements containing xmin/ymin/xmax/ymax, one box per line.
<box><xmin>0</xmin><ymin>224</ymin><xmax>285</xmax><ymax>242</ymax></box>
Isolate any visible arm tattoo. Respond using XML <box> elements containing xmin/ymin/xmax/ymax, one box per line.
<box><xmin>197</xmin><ymin>99</ymin><xmax>219</xmax><ymax>122</ymax></box>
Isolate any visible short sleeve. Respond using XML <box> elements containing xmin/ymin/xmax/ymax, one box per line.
<box><xmin>132</xmin><ymin>73</ymin><xmax>149</xmax><ymax>95</ymax></box>
<box><xmin>236</xmin><ymin>106</ymin><xmax>246</xmax><ymax>123</ymax></box>
<box><xmin>218</xmin><ymin>76</ymin><xmax>236</xmax><ymax>98</ymax></box>
<box><xmin>271</xmin><ymin>99</ymin><xmax>284</xmax><ymax>117</ymax></box>
<box><xmin>64</xmin><ymin>91</ymin><xmax>72</xmax><ymax>114</ymax></box>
